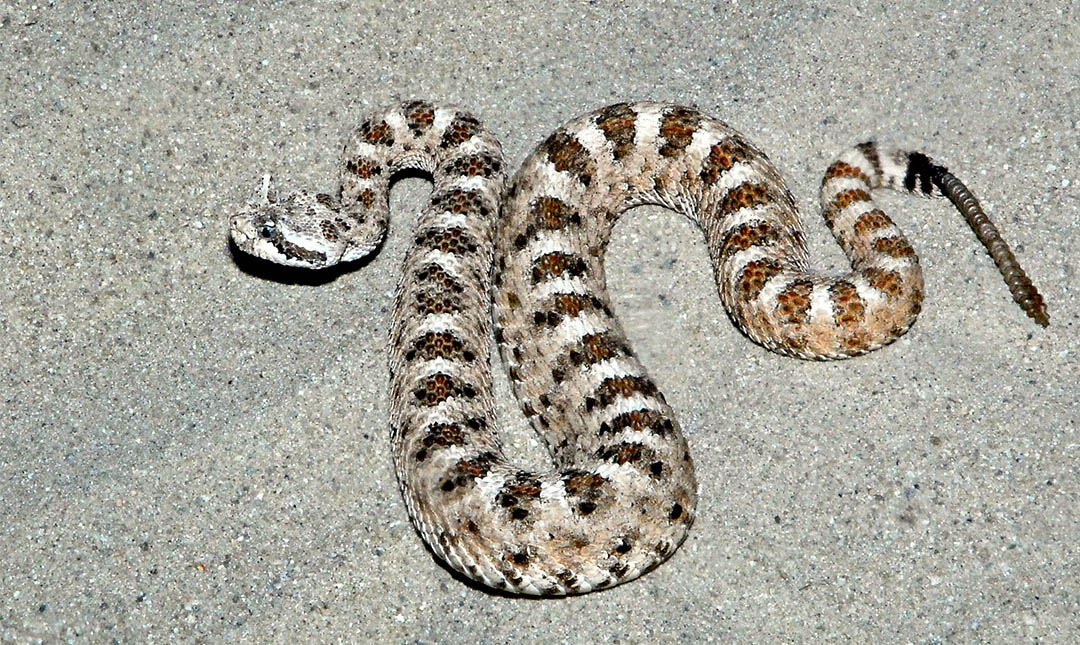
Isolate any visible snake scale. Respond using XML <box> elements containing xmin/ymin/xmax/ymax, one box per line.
<box><xmin>229</xmin><ymin>101</ymin><xmax>1046</xmax><ymax>595</ymax></box>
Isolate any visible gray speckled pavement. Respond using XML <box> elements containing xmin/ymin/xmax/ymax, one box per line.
<box><xmin>1</xmin><ymin>2</ymin><xmax>1076</xmax><ymax>642</ymax></box>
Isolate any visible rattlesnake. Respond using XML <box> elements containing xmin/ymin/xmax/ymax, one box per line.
<box><xmin>229</xmin><ymin>101</ymin><xmax>1046</xmax><ymax>596</ymax></box>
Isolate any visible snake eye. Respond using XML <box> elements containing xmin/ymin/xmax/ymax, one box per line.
<box><xmin>259</xmin><ymin>221</ymin><xmax>276</xmax><ymax>238</ymax></box>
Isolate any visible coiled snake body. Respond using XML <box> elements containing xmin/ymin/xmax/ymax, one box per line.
<box><xmin>229</xmin><ymin>101</ymin><xmax>1046</xmax><ymax>595</ymax></box>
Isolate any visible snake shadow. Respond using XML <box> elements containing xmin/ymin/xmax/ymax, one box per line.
<box><xmin>425</xmin><ymin>552</ymin><xmax>560</xmax><ymax>600</ymax></box>
<box><xmin>421</xmin><ymin>540</ymin><xmax>638</xmax><ymax>599</ymax></box>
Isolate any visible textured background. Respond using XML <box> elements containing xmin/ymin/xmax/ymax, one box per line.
<box><xmin>1</xmin><ymin>1</ymin><xmax>1077</xmax><ymax>642</ymax></box>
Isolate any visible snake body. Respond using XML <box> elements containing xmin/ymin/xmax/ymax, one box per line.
<box><xmin>229</xmin><ymin>101</ymin><xmax>1046</xmax><ymax>595</ymax></box>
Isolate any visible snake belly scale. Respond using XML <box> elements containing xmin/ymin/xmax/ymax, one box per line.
<box><xmin>228</xmin><ymin>100</ymin><xmax>1046</xmax><ymax>596</ymax></box>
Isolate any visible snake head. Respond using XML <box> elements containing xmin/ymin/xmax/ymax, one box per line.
<box><xmin>229</xmin><ymin>176</ymin><xmax>386</xmax><ymax>269</ymax></box>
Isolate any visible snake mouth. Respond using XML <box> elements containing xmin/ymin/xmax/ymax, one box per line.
<box><xmin>229</xmin><ymin>215</ymin><xmax>258</xmax><ymax>244</ymax></box>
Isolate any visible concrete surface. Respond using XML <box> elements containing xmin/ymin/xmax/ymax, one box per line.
<box><xmin>1</xmin><ymin>1</ymin><xmax>1077</xmax><ymax>642</ymax></box>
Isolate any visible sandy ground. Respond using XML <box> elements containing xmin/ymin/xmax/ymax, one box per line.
<box><xmin>1</xmin><ymin>1</ymin><xmax>1077</xmax><ymax>642</ymax></box>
